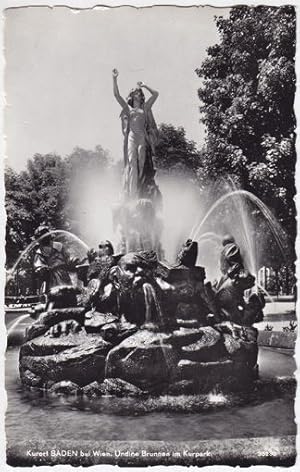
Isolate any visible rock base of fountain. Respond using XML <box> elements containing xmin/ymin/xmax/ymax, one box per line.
<box><xmin>19</xmin><ymin>308</ymin><xmax>259</xmax><ymax>396</ymax></box>
<box><xmin>19</xmin><ymin>239</ymin><xmax>264</xmax><ymax>397</ymax></box>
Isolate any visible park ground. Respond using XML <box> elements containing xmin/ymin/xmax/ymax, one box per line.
<box><xmin>255</xmin><ymin>296</ymin><xmax>297</xmax><ymax>332</ymax></box>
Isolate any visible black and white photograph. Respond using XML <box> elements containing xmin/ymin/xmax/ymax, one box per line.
<box><xmin>3</xmin><ymin>1</ymin><xmax>298</xmax><ymax>468</ymax></box>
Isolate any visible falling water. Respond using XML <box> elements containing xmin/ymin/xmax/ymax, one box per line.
<box><xmin>207</xmin><ymin>391</ymin><xmax>229</xmax><ymax>406</ymax></box>
<box><xmin>198</xmin><ymin>232</ymin><xmax>222</xmax><ymax>243</ymax></box>
<box><xmin>222</xmin><ymin>177</ymin><xmax>257</xmax><ymax>274</ymax></box>
<box><xmin>50</xmin><ymin>230</ymin><xmax>89</xmax><ymax>250</ymax></box>
<box><xmin>256</xmin><ymin>283</ymin><xmax>275</xmax><ymax>304</ymax></box>
<box><xmin>143</xmin><ymin>283</ymin><xmax>155</xmax><ymax>325</ymax></box>
<box><xmin>143</xmin><ymin>283</ymin><xmax>165</xmax><ymax>329</ymax></box>
<box><xmin>190</xmin><ymin>189</ymin><xmax>287</xmax><ymax>279</ymax></box>
<box><xmin>6</xmin><ymin>229</ymin><xmax>89</xmax><ymax>284</ymax></box>
<box><xmin>197</xmin><ymin>239</ymin><xmax>221</xmax><ymax>249</ymax></box>
<box><xmin>190</xmin><ymin>190</ymin><xmax>286</xmax><ymax>257</ymax></box>
<box><xmin>7</xmin><ymin>314</ymin><xmax>31</xmax><ymax>336</ymax></box>
<box><xmin>230</xmin><ymin>191</ymin><xmax>256</xmax><ymax>274</ymax></box>
<box><xmin>142</xmin><ymin>283</ymin><xmax>173</xmax><ymax>372</ymax></box>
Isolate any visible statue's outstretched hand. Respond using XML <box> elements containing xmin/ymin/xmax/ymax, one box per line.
<box><xmin>112</xmin><ymin>68</ymin><xmax>119</xmax><ymax>78</ymax></box>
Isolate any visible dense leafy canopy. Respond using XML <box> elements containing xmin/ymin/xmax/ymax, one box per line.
<box><xmin>155</xmin><ymin>123</ymin><xmax>202</xmax><ymax>181</ymax></box>
<box><xmin>196</xmin><ymin>5</ymin><xmax>296</xmax><ymax>239</ymax></box>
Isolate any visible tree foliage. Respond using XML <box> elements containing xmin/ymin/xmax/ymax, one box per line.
<box><xmin>5</xmin><ymin>167</ymin><xmax>33</xmax><ymax>264</ymax></box>
<box><xmin>66</xmin><ymin>145</ymin><xmax>110</xmax><ymax>176</ymax></box>
<box><xmin>196</xmin><ymin>5</ymin><xmax>296</xmax><ymax>239</ymax></box>
<box><xmin>5</xmin><ymin>146</ymin><xmax>111</xmax><ymax>267</ymax></box>
<box><xmin>155</xmin><ymin>123</ymin><xmax>202</xmax><ymax>182</ymax></box>
<box><xmin>25</xmin><ymin>153</ymin><xmax>69</xmax><ymax>228</ymax></box>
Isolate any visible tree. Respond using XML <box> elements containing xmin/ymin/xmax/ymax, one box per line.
<box><xmin>65</xmin><ymin>145</ymin><xmax>111</xmax><ymax>175</ymax></box>
<box><xmin>196</xmin><ymin>5</ymin><xmax>296</xmax><ymax>241</ymax></box>
<box><xmin>5</xmin><ymin>167</ymin><xmax>33</xmax><ymax>266</ymax></box>
<box><xmin>5</xmin><ymin>145</ymin><xmax>112</xmax><ymax>249</ymax></box>
<box><xmin>24</xmin><ymin>153</ymin><xmax>69</xmax><ymax>229</ymax></box>
<box><xmin>5</xmin><ymin>146</ymin><xmax>112</xmax><ymax>267</ymax></box>
<box><xmin>155</xmin><ymin>123</ymin><xmax>203</xmax><ymax>182</ymax></box>
<box><xmin>5</xmin><ymin>154</ymin><xmax>69</xmax><ymax>267</ymax></box>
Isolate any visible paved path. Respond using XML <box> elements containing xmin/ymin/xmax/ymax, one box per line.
<box><xmin>264</xmin><ymin>301</ymin><xmax>295</xmax><ymax>317</ymax></box>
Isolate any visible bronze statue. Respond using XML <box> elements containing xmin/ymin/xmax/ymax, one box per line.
<box><xmin>214</xmin><ymin>236</ymin><xmax>264</xmax><ymax>325</ymax></box>
<box><xmin>112</xmin><ymin>69</ymin><xmax>159</xmax><ymax>199</ymax></box>
<box><xmin>33</xmin><ymin>225</ymin><xmax>73</xmax><ymax>293</ymax></box>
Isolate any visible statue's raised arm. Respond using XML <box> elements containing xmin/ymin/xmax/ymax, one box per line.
<box><xmin>137</xmin><ymin>81</ymin><xmax>159</xmax><ymax>111</ymax></box>
<box><xmin>112</xmin><ymin>69</ymin><xmax>128</xmax><ymax>110</ymax></box>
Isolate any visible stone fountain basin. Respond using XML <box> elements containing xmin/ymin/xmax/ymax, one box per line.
<box><xmin>19</xmin><ymin>312</ymin><xmax>259</xmax><ymax>396</ymax></box>
<box><xmin>257</xmin><ymin>330</ymin><xmax>297</xmax><ymax>349</ymax></box>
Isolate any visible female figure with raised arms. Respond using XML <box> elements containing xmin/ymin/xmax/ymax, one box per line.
<box><xmin>112</xmin><ymin>69</ymin><xmax>159</xmax><ymax>199</ymax></box>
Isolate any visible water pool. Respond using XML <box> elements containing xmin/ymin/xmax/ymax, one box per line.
<box><xmin>5</xmin><ymin>347</ymin><xmax>296</xmax><ymax>444</ymax></box>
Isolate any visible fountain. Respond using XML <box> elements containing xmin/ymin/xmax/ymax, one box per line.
<box><xmin>7</xmin><ymin>228</ymin><xmax>88</xmax><ymax>283</ymax></box>
<box><xmin>13</xmin><ymin>72</ymin><xmax>282</xmax><ymax>397</ymax></box>
<box><xmin>190</xmin><ymin>185</ymin><xmax>288</xmax><ymax>278</ymax></box>
<box><xmin>5</xmin><ymin>71</ymin><xmax>296</xmax><ymax>467</ymax></box>
<box><xmin>17</xmin><ymin>210</ymin><xmax>265</xmax><ymax>396</ymax></box>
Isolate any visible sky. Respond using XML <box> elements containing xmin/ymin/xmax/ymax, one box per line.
<box><xmin>4</xmin><ymin>5</ymin><xmax>229</xmax><ymax>170</ymax></box>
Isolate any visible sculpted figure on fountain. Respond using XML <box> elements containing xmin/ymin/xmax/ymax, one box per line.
<box><xmin>112</xmin><ymin>69</ymin><xmax>159</xmax><ymax>199</ymax></box>
<box><xmin>112</xmin><ymin>69</ymin><xmax>163</xmax><ymax>256</ymax></box>
<box><xmin>214</xmin><ymin>235</ymin><xmax>265</xmax><ymax>326</ymax></box>
<box><xmin>21</xmin><ymin>232</ymin><xmax>265</xmax><ymax>395</ymax></box>
<box><xmin>33</xmin><ymin>225</ymin><xmax>76</xmax><ymax>294</ymax></box>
